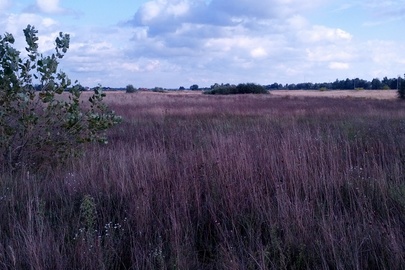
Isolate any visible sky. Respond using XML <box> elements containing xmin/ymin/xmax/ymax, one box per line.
<box><xmin>0</xmin><ymin>0</ymin><xmax>404</xmax><ymax>88</ymax></box>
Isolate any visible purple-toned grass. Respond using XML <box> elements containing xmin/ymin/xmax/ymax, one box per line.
<box><xmin>1</xmin><ymin>93</ymin><xmax>404</xmax><ymax>269</ymax></box>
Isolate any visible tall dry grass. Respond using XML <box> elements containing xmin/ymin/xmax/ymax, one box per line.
<box><xmin>1</xmin><ymin>92</ymin><xmax>404</xmax><ymax>269</ymax></box>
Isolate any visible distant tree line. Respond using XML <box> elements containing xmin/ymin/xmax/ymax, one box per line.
<box><xmin>112</xmin><ymin>75</ymin><xmax>405</xmax><ymax>95</ymax></box>
<box><xmin>266</xmin><ymin>76</ymin><xmax>403</xmax><ymax>90</ymax></box>
<box><xmin>204</xmin><ymin>83</ymin><xmax>267</xmax><ymax>95</ymax></box>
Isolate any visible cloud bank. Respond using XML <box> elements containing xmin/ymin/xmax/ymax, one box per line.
<box><xmin>0</xmin><ymin>0</ymin><xmax>404</xmax><ymax>88</ymax></box>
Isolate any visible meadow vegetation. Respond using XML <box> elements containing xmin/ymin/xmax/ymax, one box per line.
<box><xmin>1</xmin><ymin>91</ymin><xmax>404</xmax><ymax>269</ymax></box>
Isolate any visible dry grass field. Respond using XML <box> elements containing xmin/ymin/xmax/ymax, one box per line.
<box><xmin>1</xmin><ymin>90</ymin><xmax>404</xmax><ymax>269</ymax></box>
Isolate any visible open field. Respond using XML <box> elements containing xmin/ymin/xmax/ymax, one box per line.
<box><xmin>1</xmin><ymin>92</ymin><xmax>404</xmax><ymax>269</ymax></box>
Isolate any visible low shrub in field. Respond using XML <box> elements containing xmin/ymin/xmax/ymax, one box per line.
<box><xmin>205</xmin><ymin>83</ymin><xmax>268</xmax><ymax>95</ymax></box>
<box><xmin>125</xmin><ymin>84</ymin><xmax>137</xmax><ymax>93</ymax></box>
<box><xmin>204</xmin><ymin>84</ymin><xmax>237</xmax><ymax>95</ymax></box>
<box><xmin>236</xmin><ymin>82</ymin><xmax>268</xmax><ymax>94</ymax></box>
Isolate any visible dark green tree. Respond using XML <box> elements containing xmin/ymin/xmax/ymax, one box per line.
<box><xmin>371</xmin><ymin>78</ymin><xmax>382</xmax><ymax>89</ymax></box>
<box><xmin>236</xmin><ymin>83</ymin><xmax>267</xmax><ymax>94</ymax></box>
<box><xmin>398</xmin><ymin>75</ymin><xmax>405</xmax><ymax>100</ymax></box>
<box><xmin>126</xmin><ymin>84</ymin><xmax>137</xmax><ymax>93</ymax></box>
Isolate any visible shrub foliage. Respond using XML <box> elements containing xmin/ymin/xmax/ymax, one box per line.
<box><xmin>398</xmin><ymin>75</ymin><xmax>405</xmax><ymax>99</ymax></box>
<box><xmin>125</xmin><ymin>84</ymin><xmax>137</xmax><ymax>93</ymax></box>
<box><xmin>0</xmin><ymin>25</ymin><xmax>121</xmax><ymax>171</ymax></box>
<box><xmin>205</xmin><ymin>82</ymin><xmax>268</xmax><ymax>95</ymax></box>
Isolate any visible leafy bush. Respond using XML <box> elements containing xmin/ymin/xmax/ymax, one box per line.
<box><xmin>125</xmin><ymin>84</ymin><xmax>137</xmax><ymax>93</ymax></box>
<box><xmin>0</xmin><ymin>25</ymin><xmax>121</xmax><ymax>172</ymax></box>
<box><xmin>204</xmin><ymin>83</ymin><xmax>268</xmax><ymax>95</ymax></box>
<box><xmin>236</xmin><ymin>83</ymin><xmax>267</xmax><ymax>94</ymax></box>
<box><xmin>204</xmin><ymin>84</ymin><xmax>237</xmax><ymax>95</ymax></box>
<box><xmin>152</xmin><ymin>87</ymin><xmax>166</xmax><ymax>93</ymax></box>
<box><xmin>398</xmin><ymin>75</ymin><xmax>405</xmax><ymax>100</ymax></box>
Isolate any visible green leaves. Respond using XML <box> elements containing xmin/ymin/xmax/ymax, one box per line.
<box><xmin>0</xmin><ymin>25</ymin><xmax>121</xmax><ymax>172</ymax></box>
<box><xmin>55</xmin><ymin>32</ymin><xmax>70</xmax><ymax>58</ymax></box>
<box><xmin>3</xmin><ymin>33</ymin><xmax>15</xmax><ymax>44</ymax></box>
<box><xmin>23</xmin><ymin>25</ymin><xmax>39</xmax><ymax>61</ymax></box>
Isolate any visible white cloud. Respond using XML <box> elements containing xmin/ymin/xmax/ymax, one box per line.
<box><xmin>306</xmin><ymin>46</ymin><xmax>353</xmax><ymax>62</ymax></box>
<box><xmin>37</xmin><ymin>0</ymin><xmax>63</xmax><ymax>14</ymax></box>
<box><xmin>167</xmin><ymin>1</ymin><xmax>190</xmax><ymax>17</ymax></box>
<box><xmin>137</xmin><ymin>0</ymin><xmax>163</xmax><ymax>23</ymax></box>
<box><xmin>300</xmin><ymin>26</ymin><xmax>352</xmax><ymax>43</ymax></box>
<box><xmin>144</xmin><ymin>59</ymin><xmax>161</xmax><ymax>71</ymax></box>
<box><xmin>123</xmin><ymin>1</ymin><xmax>360</xmax><ymax>84</ymax></box>
<box><xmin>131</xmin><ymin>0</ymin><xmax>326</xmax><ymax>37</ymax></box>
<box><xmin>120</xmin><ymin>63</ymin><xmax>141</xmax><ymax>72</ymax></box>
<box><xmin>361</xmin><ymin>40</ymin><xmax>405</xmax><ymax>78</ymax></box>
<box><xmin>75</xmin><ymin>41</ymin><xmax>116</xmax><ymax>56</ymax></box>
<box><xmin>135</xmin><ymin>0</ymin><xmax>192</xmax><ymax>26</ymax></box>
<box><xmin>286</xmin><ymin>15</ymin><xmax>309</xmax><ymax>30</ymax></box>
<box><xmin>1</xmin><ymin>13</ymin><xmax>59</xmax><ymax>45</ymax></box>
<box><xmin>117</xmin><ymin>0</ymin><xmax>361</xmax><ymax>86</ymax></box>
<box><xmin>329</xmin><ymin>62</ymin><xmax>350</xmax><ymax>70</ymax></box>
<box><xmin>250</xmin><ymin>47</ymin><xmax>268</xmax><ymax>58</ymax></box>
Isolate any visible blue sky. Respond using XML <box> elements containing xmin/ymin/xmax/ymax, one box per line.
<box><xmin>0</xmin><ymin>0</ymin><xmax>404</xmax><ymax>88</ymax></box>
